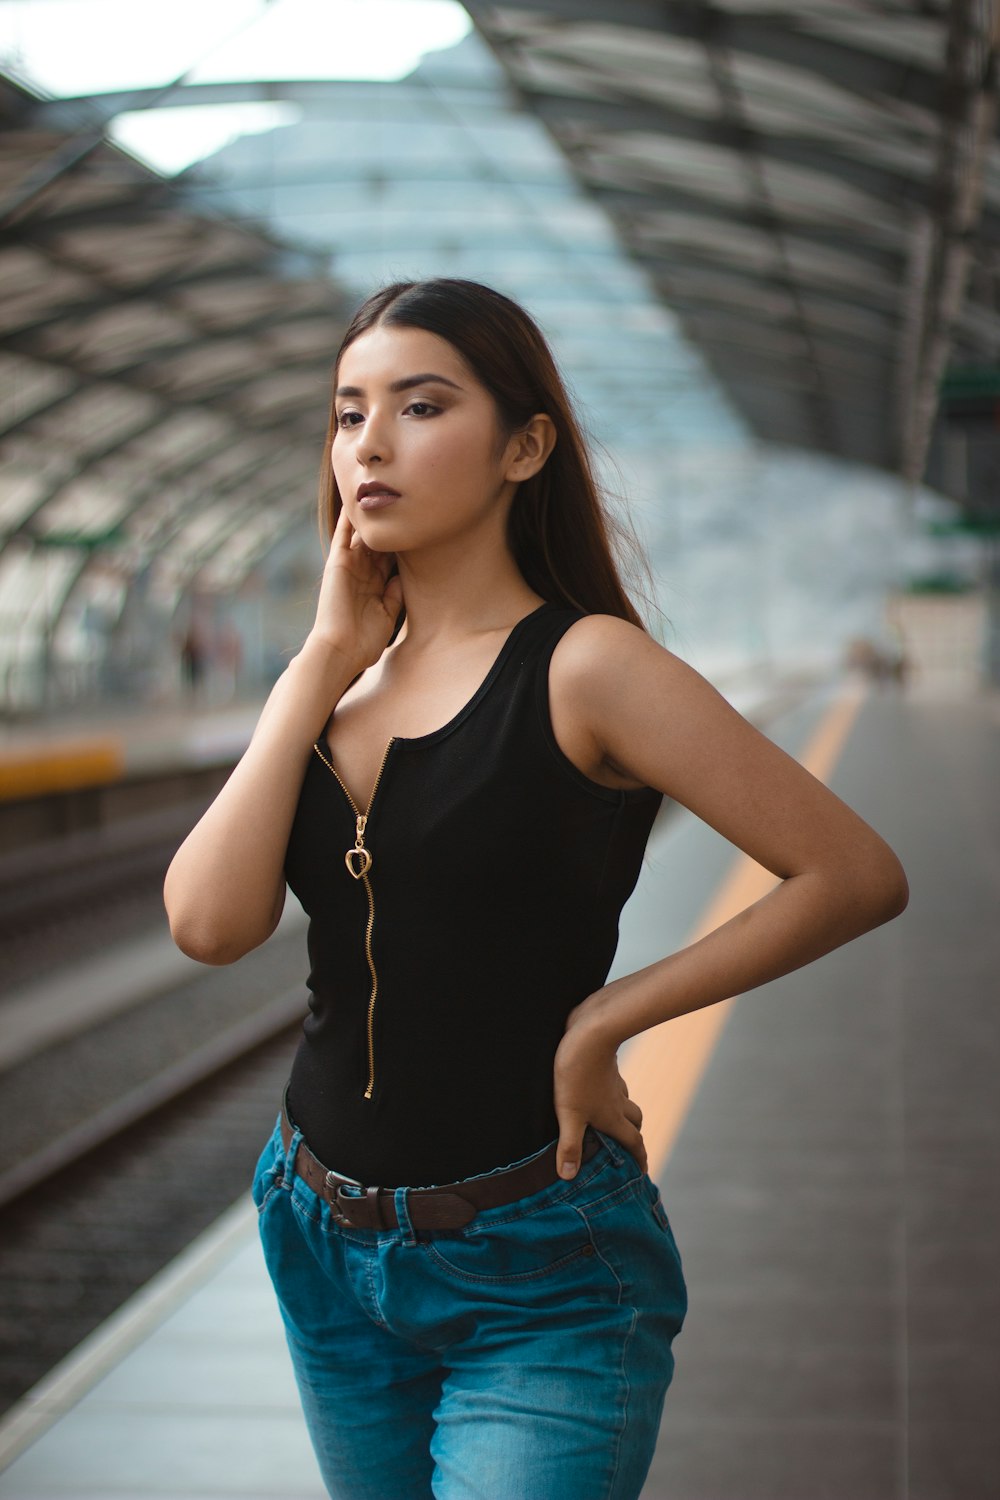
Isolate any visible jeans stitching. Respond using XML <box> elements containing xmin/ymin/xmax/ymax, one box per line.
<box><xmin>420</xmin><ymin>1238</ymin><xmax>597</xmax><ymax>1286</ymax></box>
<box><xmin>416</xmin><ymin>1176</ymin><xmax>646</xmax><ymax>1288</ymax></box>
<box><xmin>573</xmin><ymin>1204</ymin><xmax>633</xmax><ymax>1498</ymax></box>
<box><xmin>255</xmin><ymin>1177</ymin><xmax>284</xmax><ymax>1216</ymax></box>
<box><xmin>290</xmin><ymin>1189</ymin><xmax>325</xmax><ymax>1229</ymax></box>
<box><xmin>564</xmin><ymin>1175</ymin><xmax>647</xmax><ymax>1225</ymax></box>
<box><xmin>456</xmin><ymin>1144</ymin><xmax>637</xmax><ymax>1233</ymax></box>
<box><xmin>651</xmin><ymin>1199</ymin><xmax>672</xmax><ymax>1232</ymax></box>
<box><xmin>608</xmin><ymin>1305</ymin><xmax>638</xmax><ymax>1497</ymax></box>
<box><xmin>365</xmin><ymin>1248</ymin><xmax>388</xmax><ymax>1328</ymax></box>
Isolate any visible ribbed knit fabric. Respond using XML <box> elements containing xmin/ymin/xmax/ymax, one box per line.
<box><xmin>284</xmin><ymin>600</ymin><xmax>663</xmax><ymax>1187</ymax></box>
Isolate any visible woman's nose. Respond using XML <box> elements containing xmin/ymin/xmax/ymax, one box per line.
<box><xmin>357</xmin><ymin>413</ymin><xmax>391</xmax><ymax>466</ymax></box>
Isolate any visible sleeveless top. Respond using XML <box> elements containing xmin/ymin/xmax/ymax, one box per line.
<box><xmin>283</xmin><ymin>600</ymin><xmax>663</xmax><ymax>1187</ymax></box>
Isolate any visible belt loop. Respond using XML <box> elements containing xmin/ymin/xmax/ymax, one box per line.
<box><xmin>393</xmin><ymin>1186</ymin><xmax>418</xmax><ymax>1246</ymax></box>
<box><xmin>284</xmin><ymin>1125</ymin><xmax>304</xmax><ymax>1191</ymax></box>
<box><xmin>281</xmin><ymin>1084</ymin><xmax>304</xmax><ymax>1191</ymax></box>
<box><xmin>591</xmin><ymin>1126</ymin><xmax>622</xmax><ymax>1167</ymax></box>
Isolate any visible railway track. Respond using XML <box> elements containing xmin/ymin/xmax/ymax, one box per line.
<box><xmin>0</xmin><ymin>1032</ymin><xmax>298</xmax><ymax>1419</ymax></box>
<box><xmin>0</xmin><ymin>794</ymin><xmax>217</xmax><ymax>992</ymax></box>
<box><xmin>0</xmin><ymin>784</ymin><xmax>308</xmax><ymax>1419</ymax></box>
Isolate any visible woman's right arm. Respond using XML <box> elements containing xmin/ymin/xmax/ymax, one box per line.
<box><xmin>163</xmin><ymin>506</ymin><xmax>403</xmax><ymax>965</ymax></box>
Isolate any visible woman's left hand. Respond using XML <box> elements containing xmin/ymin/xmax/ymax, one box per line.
<box><xmin>553</xmin><ymin>1001</ymin><xmax>646</xmax><ymax>1179</ymax></box>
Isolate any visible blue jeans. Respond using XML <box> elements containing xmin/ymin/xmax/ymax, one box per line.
<box><xmin>252</xmin><ymin>1114</ymin><xmax>687</xmax><ymax>1499</ymax></box>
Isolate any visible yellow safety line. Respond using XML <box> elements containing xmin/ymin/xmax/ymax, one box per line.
<box><xmin>621</xmin><ymin>682</ymin><xmax>868</xmax><ymax>1182</ymax></box>
<box><xmin>0</xmin><ymin>740</ymin><xmax>123</xmax><ymax>802</ymax></box>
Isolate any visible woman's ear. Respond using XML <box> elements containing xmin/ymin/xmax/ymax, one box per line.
<box><xmin>503</xmin><ymin>414</ymin><xmax>557</xmax><ymax>482</ymax></box>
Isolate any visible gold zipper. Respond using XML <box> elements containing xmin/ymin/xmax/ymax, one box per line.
<box><xmin>312</xmin><ymin>736</ymin><xmax>395</xmax><ymax>1099</ymax></box>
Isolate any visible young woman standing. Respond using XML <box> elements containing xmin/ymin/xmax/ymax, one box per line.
<box><xmin>164</xmin><ymin>278</ymin><xmax>908</xmax><ymax>1500</ymax></box>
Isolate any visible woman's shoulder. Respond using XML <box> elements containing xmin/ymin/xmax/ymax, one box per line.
<box><xmin>548</xmin><ymin>609</ymin><xmax>680</xmax><ymax>679</ymax></box>
<box><xmin>546</xmin><ymin>612</ymin><xmax>690</xmax><ymax>795</ymax></box>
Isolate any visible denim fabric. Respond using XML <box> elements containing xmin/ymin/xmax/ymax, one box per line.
<box><xmin>252</xmin><ymin>1114</ymin><xmax>687</xmax><ymax>1500</ymax></box>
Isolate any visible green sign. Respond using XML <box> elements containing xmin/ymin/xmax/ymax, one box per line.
<box><xmin>927</xmin><ymin>516</ymin><xmax>1000</xmax><ymax>536</ymax></box>
<box><xmin>33</xmin><ymin>526</ymin><xmax>125</xmax><ymax>551</ymax></box>
<box><xmin>940</xmin><ymin>366</ymin><xmax>1000</xmax><ymax>398</ymax></box>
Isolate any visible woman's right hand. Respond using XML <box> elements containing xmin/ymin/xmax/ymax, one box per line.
<box><xmin>309</xmin><ymin>502</ymin><xmax>404</xmax><ymax>671</ymax></box>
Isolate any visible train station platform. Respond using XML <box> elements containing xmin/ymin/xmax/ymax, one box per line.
<box><xmin>0</xmin><ymin>662</ymin><xmax>800</xmax><ymax>807</ymax></box>
<box><xmin>0</xmin><ymin>700</ymin><xmax>264</xmax><ymax>797</ymax></box>
<box><xmin>0</xmin><ymin>669</ymin><xmax>996</xmax><ymax>1499</ymax></box>
<box><xmin>0</xmin><ymin>698</ymin><xmax>266</xmax><ymax>852</ymax></box>
<box><xmin>0</xmin><ymin>665</ymin><xmax>797</xmax><ymax>853</ymax></box>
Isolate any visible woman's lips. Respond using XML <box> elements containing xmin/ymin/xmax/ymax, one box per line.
<box><xmin>358</xmin><ymin>491</ymin><xmax>399</xmax><ymax>511</ymax></box>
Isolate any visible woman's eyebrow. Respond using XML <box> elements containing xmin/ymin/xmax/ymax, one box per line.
<box><xmin>335</xmin><ymin>372</ymin><xmax>464</xmax><ymax>397</ymax></box>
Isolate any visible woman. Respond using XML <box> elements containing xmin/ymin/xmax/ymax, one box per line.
<box><xmin>164</xmin><ymin>277</ymin><xmax>908</xmax><ymax>1499</ymax></box>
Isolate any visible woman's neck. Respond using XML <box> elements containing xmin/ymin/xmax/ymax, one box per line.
<box><xmin>391</xmin><ymin>550</ymin><xmax>545</xmax><ymax>652</ymax></box>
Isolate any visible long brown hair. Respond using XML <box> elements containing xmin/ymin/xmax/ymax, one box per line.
<box><xmin>317</xmin><ymin>278</ymin><xmax>661</xmax><ymax>634</ymax></box>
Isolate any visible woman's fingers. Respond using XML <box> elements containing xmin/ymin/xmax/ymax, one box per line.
<box><xmin>633</xmin><ymin>1135</ymin><xmax>648</xmax><ymax>1173</ymax></box>
<box><xmin>331</xmin><ymin>500</ymin><xmax>355</xmax><ymax>550</ymax></box>
<box><xmin>555</xmin><ymin>1107</ymin><xmax>589</xmax><ymax>1180</ymax></box>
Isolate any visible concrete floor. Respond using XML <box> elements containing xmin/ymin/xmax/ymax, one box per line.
<box><xmin>0</xmin><ymin>675</ymin><xmax>996</xmax><ymax>1499</ymax></box>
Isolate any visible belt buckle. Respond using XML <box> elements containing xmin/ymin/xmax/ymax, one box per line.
<box><xmin>324</xmin><ymin>1170</ymin><xmax>358</xmax><ymax>1226</ymax></box>
<box><xmin>325</xmin><ymin>1174</ymin><xmax>394</xmax><ymax>1229</ymax></box>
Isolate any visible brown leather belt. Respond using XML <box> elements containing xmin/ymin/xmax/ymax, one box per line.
<box><xmin>280</xmin><ymin>1098</ymin><xmax>601</xmax><ymax>1233</ymax></box>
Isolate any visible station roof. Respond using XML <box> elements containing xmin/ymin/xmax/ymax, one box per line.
<box><xmin>462</xmin><ymin>0</ymin><xmax>1000</xmax><ymax>481</ymax></box>
<box><xmin>3</xmin><ymin>2</ymin><xmax>996</xmax><ymax>697</ymax></box>
<box><xmin>0</xmin><ymin>68</ymin><xmax>353</xmax><ymax>626</ymax></box>
<box><xmin>0</xmin><ymin>26</ymin><xmax>747</xmax><ymax>665</ymax></box>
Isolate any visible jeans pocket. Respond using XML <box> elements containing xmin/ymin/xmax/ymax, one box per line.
<box><xmin>251</xmin><ymin>1120</ymin><xmax>285</xmax><ymax>1215</ymax></box>
<box><xmin>649</xmin><ymin>1186</ymin><xmax>674</xmax><ymax>1236</ymax></box>
<box><xmin>421</xmin><ymin>1197</ymin><xmax>603</xmax><ymax>1287</ymax></box>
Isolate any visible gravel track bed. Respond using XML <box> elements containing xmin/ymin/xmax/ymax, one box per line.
<box><xmin>2</xmin><ymin>926</ymin><xmax>308</xmax><ymax>1165</ymax></box>
<box><xmin>0</xmin><ymin>807</ymin><xmax>207</xmax><ymax>991</ymax></box>
<box><xmin>0</xmin><ymin>1036</ymin><xmax>297</xmax><ymax>1418</ymax></box>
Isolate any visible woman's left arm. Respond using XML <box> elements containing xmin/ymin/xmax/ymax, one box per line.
<box><xmin>552</xmin><ymin>617</ymin><xmax>909</xmax><ymax>1178</ymax></box>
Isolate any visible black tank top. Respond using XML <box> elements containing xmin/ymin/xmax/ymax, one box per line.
<box><xmin>284</xmin><ymin>600</ymin><xmax>663</xmax><ymax>1186</ymax></box>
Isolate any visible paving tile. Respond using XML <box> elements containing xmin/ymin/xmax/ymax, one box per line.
<box><xmin>0</xmin><ymin>1408</ymin><xmax>325</xmax><ymax>1496</ymax></box>
<box><xmin>662</xmin><ymin>1188</ymin><xmax>901</xmax><ymax>1299</ymax></box>
<box><xmin>665</xmin><ymin>1290</ymin><xmax>899</xmax><ymax>1426</ymax></box>
<box><xmin>907</xmin><ymin>1420</ymin><xmax>1000</xmax><ymax>1500</ymax></box>
<box><xmin>645</xmin><ymin>1417</ymin><xmax>902</xmax><ymax>1500</ymax></box>
<box><xmin>906</xmin><ymin>1292</ymin><xmax>1000</xmax><ymax>1430</ymax></box>
<box><xmin>905</xmin><ymin>1150</ymin><xmax>1000</xmax><ymax>1294</ymax></box>
<box><xmin>81</xmin><ymin>1340</ymin><xmax>302</xmax><ymax>1412</ymax></box>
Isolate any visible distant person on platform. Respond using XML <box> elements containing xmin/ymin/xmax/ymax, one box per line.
<box><xmin>179</xmin><ymin>622</ymin><xmax>209</xmax><ymax>699</ymax></box>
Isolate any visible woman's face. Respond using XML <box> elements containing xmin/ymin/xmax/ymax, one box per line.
<box><xmin>331</xmin><ymin>323</ymin><xmax>516</xmax><ymax>554</ymax></box>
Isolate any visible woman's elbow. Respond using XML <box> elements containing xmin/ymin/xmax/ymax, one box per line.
<box><xmin>163</xmin><ymin>864</ymin><xmax>281</xmax><ymax>964</ymax></box>
<box><xmin>166</xmin><ymin>913</ymin><xmax>248</xmax><ymax>965</ymax></box>
<box><xmin>853</xmin><ymin>846</ymin><xmax>909</xmax><ymax>927</ymax></box>
<box><xmin>164</xmin><ymin>893</ymin><xmax>270</xmax><ymax>965</ymax></box>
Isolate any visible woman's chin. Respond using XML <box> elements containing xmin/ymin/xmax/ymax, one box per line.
<box><xmin>352</xmin><ymin>515</ymin><xmax>404</xmax><ymax>552</ymax></box>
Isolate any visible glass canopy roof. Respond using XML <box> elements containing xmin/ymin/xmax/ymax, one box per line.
<box><xmin>464</xmin><ymin>0</ymin><xmax>1000</xmax><ymax>479</ymax></box>
<box><xmin>0</xmin><ymin>8</ymin><xmax>747</xmax><ymax>708</ymax></box>
<box><xmin>1</xmin><ymin>0</ymin><xmax>992</xmax><ymax>710</ymax></box>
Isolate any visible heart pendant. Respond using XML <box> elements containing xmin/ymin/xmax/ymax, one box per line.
<box><xmin>345</xmin><ymin>847</ymin><xmax>372</xmax><ymax>879</ymax></box>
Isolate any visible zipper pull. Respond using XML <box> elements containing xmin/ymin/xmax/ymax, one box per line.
<box><xmin>345</xmin><ymin>813</ymin><xmax>372</xmax><ymax>879</ymax></box>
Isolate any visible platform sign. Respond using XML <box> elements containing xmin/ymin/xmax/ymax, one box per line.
<box><xmin>927</xmin><ymin>516</ymin><xmax>1000</xmax><ymax>536</ymax></box>
<box><xmin>939</xmin><ymin>367</ymin><xmax>1000</xmax><ymax>427</ymax></box>
<box><xmin>32</xmin><ymin>526</ymin><xmax>125</xmax><ymax>550</ymax></box>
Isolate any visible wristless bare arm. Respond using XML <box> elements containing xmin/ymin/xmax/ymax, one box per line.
<box><xmin>163</xmin><ymin>507</ymin><xmax>403</xmax><ymax>965</ymax></box>
<box><xmin>548</xmin><ymin>614</ymin><xmax>910</xmax><ymax>1179</ymax></box>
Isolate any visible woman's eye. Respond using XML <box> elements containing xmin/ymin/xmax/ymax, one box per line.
<box><xmin>406</xmin><ymin>401</ymin><xmax>439</xmax><ymax>417</ymax></box>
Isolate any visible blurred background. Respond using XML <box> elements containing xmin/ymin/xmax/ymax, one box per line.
<box><xmin>0</xmin><ymin>5</ymin><xmax>997</xmax><ymax>1499</ymax></box>
<box><xmin>0</xmin><ymin>0</ymin><xmax>995</xmax><ymax>725</ymax></box>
